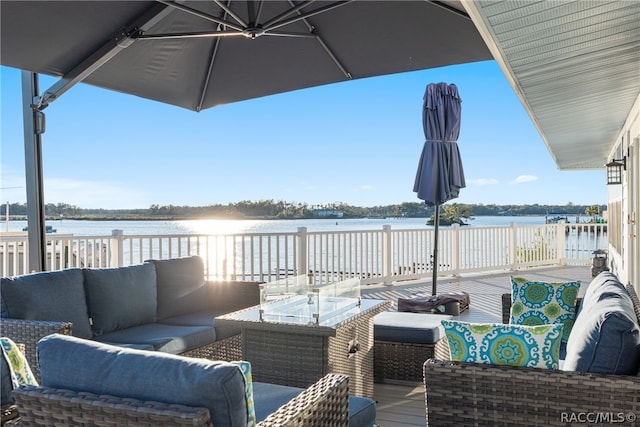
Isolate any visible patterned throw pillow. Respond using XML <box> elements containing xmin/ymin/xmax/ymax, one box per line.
<box><xmin>510</xmin><ymin>277</ymin><xmax>580</xmax><ymax>342</ymax></box>
<box><xmin>1</xmin><ymin>337</ymin><xmax>38</xmax><ymax>388</ymax></box>
<box><xmin>231</xmin><ymin>360</ymin><xmax>256</xmax><ymax>427</ymax></box>
<box><xmin>441</xmin><ymin>320</ymin><xmax>563</xmax><ymax>369</ymax></box>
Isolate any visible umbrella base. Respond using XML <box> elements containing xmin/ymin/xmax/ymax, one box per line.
<box><xmin>397</xmin><ymin>292</ymin><xmax>470</xmax><ymax>315</ymax></box>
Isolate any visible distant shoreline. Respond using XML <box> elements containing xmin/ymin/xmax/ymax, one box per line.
<box><xmin>6</xmin><ymin>213</ymin><xmax>594</xmax><ymax>222</ymax></box>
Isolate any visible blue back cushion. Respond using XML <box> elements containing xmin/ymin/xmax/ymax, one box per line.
<box><xmin>581</xmin><ymin>271</ymin><xmax>627</xmax><ymax>307</ymax></box>
<box><xmin>563</xmin><ymin>273</ymin><xmax>640</xmax><ymax>374</ymax></box>
<box><xmin>84</xmin><ymin>263</ymin><xmax>157</xmax><ymax>335</ymax></box>
<box><xmin>38</xmin><ymin>334</ymin><xmax>248</xmax><ymax>427</ymax></box>
<box><xmin>0</xmin><ymin>269</ymin><xmax>93</xmax><ymax>338</ymax></box>
<box><xmin>149</xmin><ymin>256</ymin><xmax>211</xmax><ymax>320</ymax></box>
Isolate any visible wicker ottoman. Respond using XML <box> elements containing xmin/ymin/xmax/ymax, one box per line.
<box><xmin>373</xmin><ymin>312</ymin><xmax>452</xmax><ymax>382</ymax></box>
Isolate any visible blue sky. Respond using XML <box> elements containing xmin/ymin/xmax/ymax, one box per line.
<box><xmin>1</xmin><ymin>60</ymin><xmax>605</xmax><ymax>210</ymax></box>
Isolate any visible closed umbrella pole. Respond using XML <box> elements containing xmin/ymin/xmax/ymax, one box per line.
<box><xmin>432</xmin><ymin>206</ymin><xmax>440</xmax><ymax>295</ymax></box>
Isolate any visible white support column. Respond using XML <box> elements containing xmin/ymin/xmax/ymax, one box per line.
<box><xmin>296</xmin><ymin>227</ymin><xmax>308</xmax><ymax>276</ymax></box>
<box><xmin>382</xmin><ymin>225</ymin><xmax>392</xmax><ymax>285</ymax></box>
<box><xmin>111</xmin><ymin>229</ymin><xmax>124</xmax><ymax>268</ymax></box>
<box><xmin>451</xmin><ymin>223</ymin><xmax>460</xmax><ymax>276</ymax></box>
<box><xmin>557</xmin><ymin>222</ymin><xmax>567</xmax><ymax>266</ymax></box>
<box><xmin>509</xmin><ymin>222</ymin><xmax>517</xmax><ymax>270</ymax></box>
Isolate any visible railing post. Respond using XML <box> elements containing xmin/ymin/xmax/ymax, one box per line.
<box><xmin>557</xmin><ymin>222</ymin><xmax>567</xmax><ymax>266</ymax></box>
<box><xmin>111</xmin><ymin>229</ymin><xmax>124</xmax><ymax>268</ymax></box>
<box><xmin>451</xmin><ymin>223</ymin><xmax>460</xmax><ymax>276</ymax></box>
<box><xmin>382</xmin><ymin>225</ymin><xmax>392</xmax><ymax>285</ymax></box>
<box><xmin>509</xmin><ymin>222</ymin><xmax>517</xmax><ymax>270</ymax></box>
<box><xmin>296</xmin><ymin>227</ymin><xmax>308</xmax><ymax>276</ymax></box>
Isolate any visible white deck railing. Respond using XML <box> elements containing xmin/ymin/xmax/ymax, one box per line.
<box><xmin>0</xmin><ymin>223</ymin><xmax>608</xmax><ymax>284</ymax></box>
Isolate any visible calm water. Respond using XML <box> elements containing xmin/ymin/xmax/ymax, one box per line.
<box><xmin>3</xmin><ymin>215</ymin><xmax>595</xmax><ymax>237</ymax></box>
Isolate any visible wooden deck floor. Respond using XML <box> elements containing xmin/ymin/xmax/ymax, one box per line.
<box><xmin>362</xmin><ymin>265</ymin><xmax>594</xmax><ymax>426</ymax></box>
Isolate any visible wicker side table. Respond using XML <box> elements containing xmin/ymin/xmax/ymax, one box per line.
<box><xmin>217</xmin><ymin>299</ymin><xmax>391</xmax><ymax>398</ymax></box>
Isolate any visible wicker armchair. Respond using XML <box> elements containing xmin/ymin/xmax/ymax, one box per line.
<box><xmin>424</xmin><ymin>283</ymin><xmax>640</xmax><ymax>426</ymax></box>
<box><xmin>9</xmin><ymin>373</ymin><xmax>349</xmax><ymax>427</ymax></box>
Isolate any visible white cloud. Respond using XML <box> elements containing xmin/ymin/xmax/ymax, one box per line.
<box><xmin>360</xmin><ymin>184</ymin><xmax>374</xmax><ymax>191</ymax></box>
<box><xmin>467</xmin><ymin>178</ymin><xmax>499</xmax><ymax>186</ymax></box>
<box><xmin>511</xmin><ymin>175</ymin><xmax>538</xmax><ymax>184</ymax></box>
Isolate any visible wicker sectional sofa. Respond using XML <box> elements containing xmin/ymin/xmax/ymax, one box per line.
<box><xmin>424</xmin><ymin>272</ymin><xmax>640</xmax><ymax>426</ymax></box>
<box><xmin>1</xmin><ymin>257</ymin><xmax>378</xmax><ymax>426</ymax></box>
<box><xmin>0</xmin><ymin>255</ymin><xmax>260</xmax><ymax>380</ymax></box>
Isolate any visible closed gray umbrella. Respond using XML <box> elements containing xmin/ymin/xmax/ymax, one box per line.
<box><xmin>413</xmin><ymin>82</ymin><xmax>465</xmax><ymax>295</ymax></box>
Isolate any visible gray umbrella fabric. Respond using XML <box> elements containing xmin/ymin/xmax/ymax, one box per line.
<box><xmin>0</xmin><ymin>1</ymin><xmax>490</xmax><ymax>112</ymax></box>
<box><xmin>0</xmin><ymin>1</ymin><xmax>489</xmax><ymax>272</ymax></box>
<box><xmin>413</xmin><ymin>82</ymin><xmax>465</xmax><ymax>295</ymax></box>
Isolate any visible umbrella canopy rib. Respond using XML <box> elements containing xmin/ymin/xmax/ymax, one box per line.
<box><xmin>38</xmin><ymin>2</ymin><xmax>172</xmax><ymax>109</ymax></box>
<box><xmin>263</xmin><ymin>1</ymin><xmax>351</xmax><ymax>32</ymax></box>
<box><xmin>213</xmin><ymin>0</ymin><xmax>249</xmax><ymax>28</ymax></box>
<box><xmin>197</xmin><ymin>7</ymin><xmax>231</xmax><ymax>112</ymax></box>
<box><xmin>156</xmin><ymin>1</ymin><xmax>244</xmax><ymax>31</ymax></box>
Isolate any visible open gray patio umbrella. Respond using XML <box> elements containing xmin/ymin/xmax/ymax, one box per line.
<box><xmin>0</xmin><ymin>1</ymin><xmax>489</xmax><ymax>271</ymax></box>
<box><xmin>413</xmin><ymin>82</ymin><xmax>464</xmax><ymax>295</ymax></box>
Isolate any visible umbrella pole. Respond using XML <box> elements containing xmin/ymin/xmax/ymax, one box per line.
<box><xmin>432</xmin><ymin>204</ymin><xmax>440</xmax><ymax>295</ymax></box>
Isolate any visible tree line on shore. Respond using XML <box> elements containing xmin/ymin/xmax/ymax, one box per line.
<box><xmin>2</xmin><ymin>200</ymin><xmax>606</xmax><ymax>221</ymax></box>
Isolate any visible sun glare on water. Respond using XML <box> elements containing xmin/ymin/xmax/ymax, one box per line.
<box><xmin>177</xmin><ymin>219</ymin><xmax>264</xmax><ymax>235</ymax></box>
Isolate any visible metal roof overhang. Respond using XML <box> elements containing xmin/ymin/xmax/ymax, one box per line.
<box><xmin>464</xmin><ymin>1</ymin><xmax>640</xmax><ymax>170</ymax></box>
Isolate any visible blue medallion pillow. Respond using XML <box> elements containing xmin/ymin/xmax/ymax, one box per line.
<box><xmin>509</xmin><ymin>276</ymin><xmax>580</xmax><ymax>342</ymax></box>
<box><xmin>441</xmin><ymin>320</ymin><xmax>563</xmax><ymax>369</ymax></box>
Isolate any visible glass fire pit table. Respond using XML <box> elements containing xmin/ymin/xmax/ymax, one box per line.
<box><xmin>216</xmin><ymin>275</ymin><xmax>391</xmax><ymax>398</ymax></box>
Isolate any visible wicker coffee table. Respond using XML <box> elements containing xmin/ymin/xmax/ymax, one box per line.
<box><xmin>216</xmin><ymin>298</ymin><xmax>391</xmax><ymax>398</ymax></box>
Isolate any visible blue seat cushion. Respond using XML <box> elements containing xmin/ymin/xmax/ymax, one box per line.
<box><xmin>149</xmin><ymin>256</ymin><xmax>212</xmax><ymax>320</ymax></box>
<box><xmin>563</xmin><ymin>294</ymin><xmax>640</xmax><ymax>375</ymax></box>
<box><xmin>38</xmin><ymin>334</ymin><xmax>248</xmax><ymax>427</ymax></box>
<box><xmin>374</xmin><ymin>311</ymin><xmax>452</xmax><ymax>344</ymax></box>
<box><xmin>159</xmin><ymin>310</ymin><xmax>242</xmax><ymax>341</ymax></box>
<box><xmin>252</xmin><ymin>381</ymin><xmax>376</xmax><ymax>427</ymax></box>
<box><xmin>0</xmin><ymin>269</ymin><xmax>93</xmax><ymax>338</ymax></box>
<box><xmin>98</xmin><ymin>342</ymin><xmax>155</xmax><ymax>351</ymax></box>
<box><xmin>158</xmin><ymin>310</ymin><xmax>218</xmax><ymax>327</ymax></box>
<box><xmin>84</xmin><ymin>263</ymin><xmax>157</xmax><ymax>335</ymax></box>
<box><xmin>94</xmin><ymin>323</ymin><xmax>215</xmax><ymax>354</ymax></box>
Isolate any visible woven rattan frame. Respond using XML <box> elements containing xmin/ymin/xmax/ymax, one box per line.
<box><xmin>222</xmin><ymin>300</ymin><xmax>390</xmax><ymax>398</ymax></box>
<box><xmin>12</xmin><ymin>385</ymin><xmax>212</xmax><ymax>427</ymax></box>
<box><xmin>0</xmin><ymin>319</ymin><xmax>72</xmax><ymax>382</ymax></box>
<box><xmin>10</xmin><ymin>374</ymin><xmax>349</xmax><ymax>427</ymax></box>
<box><xmin>258</xmin><ymin>374</ymin><xmax>349</xmax><ymax>427</ymax></box>
<box><xmin>424</xmin><ymin>358</ymin><xmax>640</xmax><ymax>426</ymax></box>
<box><xmin>180</xmin><ymin>333</ymin><xmax>242</xmax><ymax>361</ymax></box>
<box><xmin>374</xmin><ymin>340</ymin><xmax>435</xmax><ymax>382</ymax></box>
<box><xmin>425</xmin><ymin>283</ymin><xmax>640</xmax><ymax>426</ymax></box>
